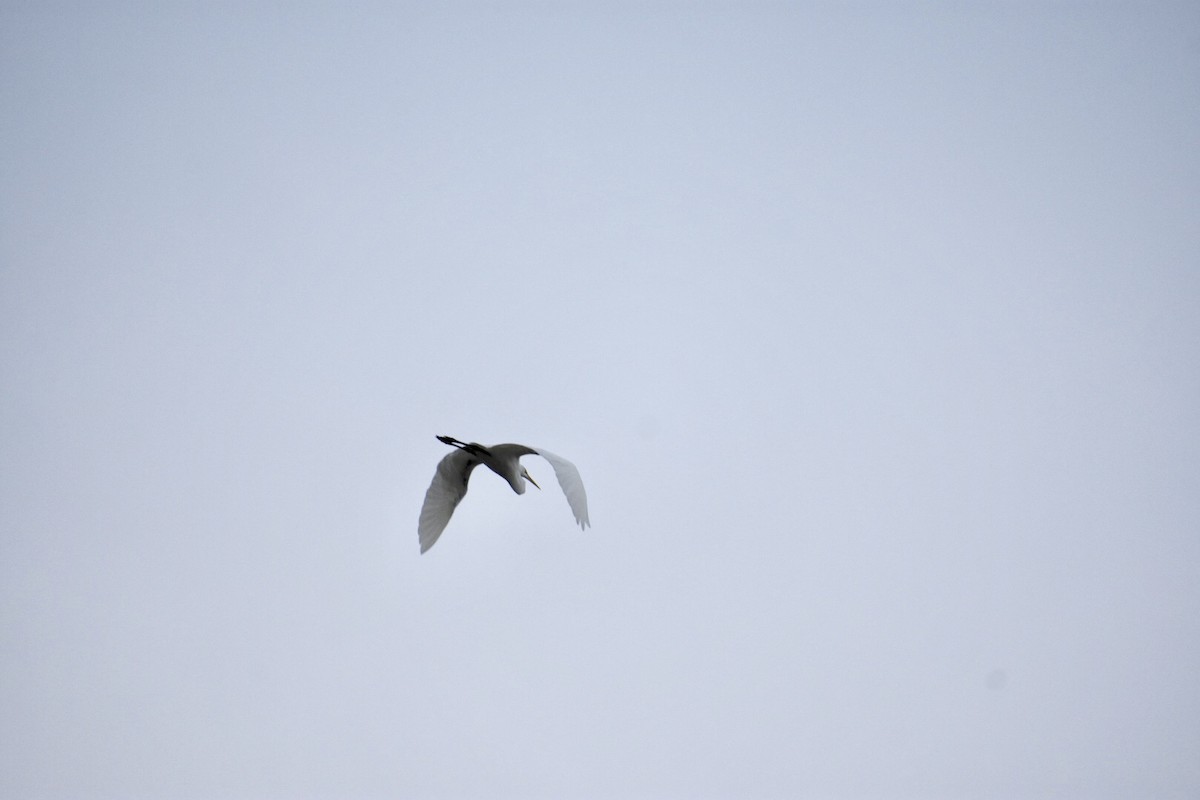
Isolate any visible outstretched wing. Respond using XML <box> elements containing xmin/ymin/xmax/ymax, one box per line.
<box><xmin>418</xmin><ymin>449</ymin><xmax>480</xmax><ymax>553</ymax></box>
<box><xmin>532</xmin><ymin>447</ymin><xmax>590</xmax><ymax>529</ymax></box>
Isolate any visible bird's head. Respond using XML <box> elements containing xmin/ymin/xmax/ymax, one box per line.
<box><xmin>521</xmin><ymin>467</ymin><xmax>541</xmax><ymax>490</ymax></box>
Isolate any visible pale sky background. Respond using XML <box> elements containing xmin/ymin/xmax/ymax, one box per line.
<box><xmin>2</xmin><ymin>3</ymin><xmax>1198</xmax><ymax>799</ymax></box>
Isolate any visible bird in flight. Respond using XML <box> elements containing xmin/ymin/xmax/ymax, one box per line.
<box><xmin>418</xmin><ymin>435</ymin><xmax>590</xmax><ymax>553</ymax></box>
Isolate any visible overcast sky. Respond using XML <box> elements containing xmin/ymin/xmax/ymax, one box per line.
<box><xmin>2</xmin><ymin>3</ymin><xmax>1198</xmax><ymax>799</ymax></box>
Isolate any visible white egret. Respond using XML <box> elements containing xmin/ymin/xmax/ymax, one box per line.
<box><xmin>418</xmin><ymin>435</ymin><xmax>590</xmax><ymax>553</ymax></box>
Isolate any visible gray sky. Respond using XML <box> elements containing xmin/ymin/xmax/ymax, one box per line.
<box><xmin>2</xmin><ymin>3</ymin><xmax>1198</xmax><ymax>798</ymax></box>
